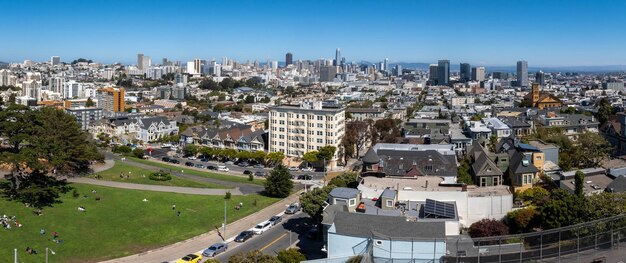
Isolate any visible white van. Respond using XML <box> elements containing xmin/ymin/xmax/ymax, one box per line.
<box><xmin>252</xmin><ymin>221</ymin><xmax>272</xmax><ymax>235</ymax></box>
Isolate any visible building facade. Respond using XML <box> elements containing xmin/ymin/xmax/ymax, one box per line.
<box><xmin>269</xmin><ymin>101</ymin><xmax>345</xmax><ymax>167</ymax></box>
<box><xmin>96</xmin><ymin>87</ymin><xmax>125</xmax><ymax>112</ymax></box>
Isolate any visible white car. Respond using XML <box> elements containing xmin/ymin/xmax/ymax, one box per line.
<box><xmin>301</xmin><ymin>167</ymin><xmax>313</xmax><ymax>172</ymax></box>
<box><xmin>288</xmin><ymin>166</ymin><xmax>299</xmax><ymax>171</ymax></box>
<box><xmin>187</xmin><ymin>156</ymin><xmax>197</xmax><ymax>160</ymax></box>
<box><xmin>252</xmin><ymin>221</ymin><xmax>272</xmax><ymax>235</ymax></box>
<box><xmin>217</xmin><ymin>165</ymin><xmax>229</xmax><ymax>172</ymax></box>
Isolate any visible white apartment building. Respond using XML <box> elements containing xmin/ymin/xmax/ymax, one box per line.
<box><xmin>269</xmin><ymin>101</ymin><xmax>345</xmax><ymax>167</ymax></box>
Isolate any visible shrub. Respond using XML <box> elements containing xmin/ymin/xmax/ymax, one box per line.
<box><xmin>72</xmin><ymin>189</ymin><xmax>80</xmax><ymax>198</ymax></box>
<box><xmin>276</xmin><ymin>248</ymin><xmax>306</xmax><ymax>263</ymax></box>
<box><xmin>149</xmin><ymin>171</ymin><xmax>172</xmax><ymax>181</ymax></box>
<box><xmin>468</xmin><ymin>218</ymin><xmax>509</xmax><ymax>238</ymax></box>
<box><xmin>248</xmin><ymin>174</ymin><xmax>254</xmax><ymax>181</ymax></box>
<box><xmin>112</xmin><ymin>145</ymin><xmax>132</xmax><ymax>154</ymax></box>
<box><xmin>224</xmin><ymin>191</ymin><xmax>231</xmax><ymax>199</ymax></box>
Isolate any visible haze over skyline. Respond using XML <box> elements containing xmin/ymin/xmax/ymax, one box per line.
<box><xmin>2</xmin><ymin>0</ymin><xmax>626</xmax><ymax>66</ymax></box>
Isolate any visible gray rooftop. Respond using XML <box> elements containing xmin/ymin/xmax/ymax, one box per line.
<box><xmin>332</xmin><ymin>211</ymin><xmax>446</xmax><ymax>239</ymax></box>
<box><xmin>329</xmin><ymin>187</ymin><xmax>360</xmax><ymax>199</ymax></box>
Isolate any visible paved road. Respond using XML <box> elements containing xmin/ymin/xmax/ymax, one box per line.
<box><xmin>149</xmin><ymin>148</ymin><xmax>328</xmax><ymax>180</ymax></box>
<box><xmin>214</xmin><ymin>212</ymin><xmax>312</xmax><ymax>260</ymax></box>
<box><xmin>105</xmin><ymin>152</ymin><xmax>264</xmax><ymax>194</ymax></box>
<box><xmin>68</xmin><ymin>177</ymin><xmax>243</xmax><ymax>195</ymax></box>
<box><xmin>100</xmin><ymin>191</ymin><xmax>303</xmax><ymax>263</ymax></box>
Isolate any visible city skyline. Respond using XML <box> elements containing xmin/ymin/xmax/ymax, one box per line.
<box><xmin>1</xmin><ymin>0</ymin><xmax>626</xmax><ymax>66</ymax></box>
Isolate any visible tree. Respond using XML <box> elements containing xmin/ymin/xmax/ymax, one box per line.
<box><xmin>328</xmin><ymin>172</ymin><xmax>359</xmax><ymax>188</ymax></box>
<box><xmin>183</xmin><ymin>144</ymin><xmax>199</xmax><ymax>157</ymax></box>
<box><xmin>132</xmin><ymin>148</ymin><xmax>145</xmax><ymax>158</ymax></box>
<box><xmin>597</xmin><ymin>98</ymin><xmax>613</xmax><ymax>126</ymax></box>
<box><xmin>276</xmin><ymin>248</ymin><xmax>306</xmax><ymax>263</ymax></box>
<box><xmin>85</xmin><ymin>97</ymin><xmax>95</xmax><ymax>107</ymax></box>
<box><xmin>456</xmin><ymin>157</ymin><xmax>474</xmax><ymax>185</ymax></box>
<box><xmin>488</xmin><ymin>135</ymin><xmax>498</xmax><ymax>152</ymax></box>
<box><xmin>264</xmin><ymin>165</ymin><xmax>293</xmax><ymax>198</ymax></box>
<box><xmin>0</xmin><ymin>106</ymin><xmax>102</xmax><ymax>207</ymax></box>
<box><xmin>540</xmin><ymin>189</ymin><xmax>588</xmax><ymax>229</ymax></box>
<box><xmin>587</xmin><ymin>192</ymin><xmax>626</xmax><ymax>220</ymax></box>
<box><xmin>302</xmin><ymin>151</ymin><xmax>319</xmax><ymax>164</ymax></box>
<box><xmin>342</xmin><ymin>121</ymin><xmax>370</xmax><ymax>161</ymax></box>
<box><xmin>300</xmin><ymin>185</ymin><xmax>335</xmax><ymax>219</ymax></box>
<box><xmin>576</xmin><ymin>131</ymin><xmax>612</xmax><ymax>168</ymax></box>
<box><xmin>468</xmin><ymin>218</ymin><xmax>509</xmax><ymax>238</ymax></box>
<box><xmin>245</xmin><ymin>95</ymin><xmax>256</xmax><ymax>103</ymax></box>
<box><xmin>112</xmin><ymin>145</ymin><xmax>132</xmax><ymax>154</ymax></box>
<box><xmin>229</xmin><ymin>250</ymin><xmax>280</xmax><ymax>263</ymax></box>
<box><xmin>372</xmin><ymin>118</ymin><xmax>401</xmax><ymax>144</ymax></box>
<box><xmin>575</xmin><ymin>170</ymin><xmax>585</xmax><ymax>198</ymax></box>
<box><xmin>266</xmin><ymin>152</ymin><xmax>285</xmax><ymax>166</ymax></box>
<box><xmin>506</xmin><ymin>207</ymin><xmax>540</xmax><ymax>234</ymax></box>
<box><xmin>517</xmin><ymin>187</ymin><xmax>549</xmax><ymax>206</ymax></box>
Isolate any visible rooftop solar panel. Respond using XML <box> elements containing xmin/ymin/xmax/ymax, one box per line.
<box><xmin>424</xmin><ymin>199</ymin><xmax>456</xmax><ymax>219</ymax></box>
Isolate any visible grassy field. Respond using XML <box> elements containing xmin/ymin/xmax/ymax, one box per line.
<box><xmin>128</xmin><ymin>157</ymin><xmax>266</xmax><ymax>186</ymax></box>
<box><xmin>87</xmin><ymin>161</ymin><xmax>226</xmax><ymax>189</ymax></box>
<box><xmin>0</xmin><ymin>184</ymin><xmax>280</xmax><ymax>263</ymax></box>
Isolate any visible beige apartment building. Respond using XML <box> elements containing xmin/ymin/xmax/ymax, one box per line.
<box><xmin>269</xmin><ymin>101</ymin><xmax>345</xmax><ymax>168</ymax></box>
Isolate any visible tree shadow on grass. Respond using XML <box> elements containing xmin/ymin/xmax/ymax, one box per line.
<box><xmin>1</xmin><ymin>171</ymin><xmax>73</xmax><ymax>209</ymax></box>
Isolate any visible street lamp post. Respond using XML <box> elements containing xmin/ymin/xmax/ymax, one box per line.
<box><xmin>223</xmin><ymin>199</ymin><xmax>227</xmax><ymax>238</ymax></box>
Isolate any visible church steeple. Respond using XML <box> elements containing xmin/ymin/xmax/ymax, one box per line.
<box><xmin>531</xmin><ymin>82</ymin><xmax>540</xmax><ymax>105</ymax></box>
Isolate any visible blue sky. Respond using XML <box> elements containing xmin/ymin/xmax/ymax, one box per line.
<box><xmin>1</xmin><ymin>0</ymin><xmax>625</xmax><ymax>66</ymax></box>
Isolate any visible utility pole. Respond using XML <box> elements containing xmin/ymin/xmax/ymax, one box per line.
<box><xmin>46</xmin><ymin>248</ymin><xmax>48</xmax><ymax>263</ymax></box>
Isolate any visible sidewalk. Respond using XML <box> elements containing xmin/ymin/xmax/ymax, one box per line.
<box><xmin>99</xmin><ymin>191</ymin><xmax>302</xmax><ymax>263</ymax></box>
<box><xmin>68</xmin><ymin>177</ymin><xmax>243</xmax><ymax>195</ymax></box>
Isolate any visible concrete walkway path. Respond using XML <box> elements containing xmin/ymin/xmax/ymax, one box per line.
<box><xmin>68</xmin><ymin>177</ymin><xmax>243</xmax><ymax>195</ymax></box>
<box><xmin>99</xmin><ymin>191</ymin><xmax>302</xmax><ymax>263</ymax></box>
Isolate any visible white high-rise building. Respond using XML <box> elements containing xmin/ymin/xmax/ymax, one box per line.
<box><xmin>63</xmin><ymin>80</ymin><xmax>83</xmax><ymax>98</ymax></box>
<box><xmin>472</xmin><ymin>67</ymin><xmax>485</xmax><ymax>82</ymax></box>
<box><xmin>0</xmin><ymin>69</ymin><xmax>10</xmax><ymax>86</ymax></box>
<box><xmin>22</xmin><ymin>80</ymin><xmax>42</xmax><ymax>101</ymax></box>
<box><xmin>517</xmin><ymin>60</ymin><xmax>528</xmax><ymax>87</ymax></box>
<box><xmin>268</xmin><ymin>100</ymin><xmax>345</xmax><ymax>168</ymax></box>
<box><xmin>51</xmin><ymin>56</ymin><xmax>60</xmax><ymax>66</ymax></box>
<box><xmin>49</xmin><ymin>77</ymin><xmax>65</xmax><ymax>94</ymax></box>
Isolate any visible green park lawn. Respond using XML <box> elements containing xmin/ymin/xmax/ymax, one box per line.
<box><xmin>0</xmin><ymin>183</ymin><xmax>280</xmax><ymax>263</ymax></box>
<box><xmin>129</xmin><ymin>157</ymin><xmax>266</xmax><ymax>186</ymax></box>
<box><xmin>87</xmin><ymin>161</ymin><xmax>225</xmax><ymax>189</ymax></box>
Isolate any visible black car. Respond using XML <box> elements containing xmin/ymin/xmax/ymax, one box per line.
<box><xmin>243</xmin><ymin>170</ymin><xmax>252</xmax><ymax>175</ymax></box>
<box><xmin>200</xmin><ymin>158</ymin><xmax>209</xmax><ymax>162</ymax></box>
<box><xmin>169</xmin><ymin>159</ymin><xmax>180</xmax><ymax>164</ymax></box>
<box><xmin>255</xmin><ymin>170</ymin><xmax>265</xmax><ymax>177</ymax></box>
<box><xmin>297</xmin><ymin>174</ymin><xmax>312</xmax><ymax>180</ymax></box>
<box><xmin>269</xmin><ymin>215</ymin><xmax>282</xmax><ymax>226</ymax></box>
<box><xmin>184</xmin><ymin>161</ymin><xmax>194</xmax><ymax>167</ymax></box>
<box><xmin>234</xmin><ymin>230</ymin><xmax>254</xmax><ymax>242</ymax></box>
<box><xmin>162</xmin><ymin>157</ymin><xmax>171</xmax><ymax>162</ymax></box>
<box><xmin>207</xmin><ymin>165</ymin><xmax>217</xmax><ymax>170</ymax></box>
<box><xmin>238</xmin><ymin>162</ymin><xmax>249</xmax><ymax>167</ymax></box>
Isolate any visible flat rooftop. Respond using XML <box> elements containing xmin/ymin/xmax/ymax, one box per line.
<box><xmin>360</xmin><ymin>176</ymin><xmax>511</xmax><ymax>197</ymax></box>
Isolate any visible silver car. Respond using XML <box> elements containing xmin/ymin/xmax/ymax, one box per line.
<box><xmin>202</xmin><ymin>243</ymin><xmax>228</xmax><ymax>257</ymax></box>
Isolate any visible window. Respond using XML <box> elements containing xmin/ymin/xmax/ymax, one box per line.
<box><xmin>349</xmin><ymin>199</ymin><xmax>356</xmax><ymax>206</ymax></box>
<box><xmin>279</xmin><ymin>120</ymin><xmax>285</xmax><ymax>124</ymax></box>
<box><xmin>317</xmin><ymin>116</ymin><xmax>323</xmax><ymax>120</ymax></box>
<box><xmin>317</xmin><ymin>139</ymin><xmax>323</xmax><ymax>143</ymax></box>
<box><xmin>386</xmin><ymin>200</ymin><xmax>393</xmax><ymax>207</ymax></box>
<box><xmin>317</xmin><ymin>131</ymin><xmax>323</xmax><ymax>136</ymax></box>
<box><xmin>493</xmin><ymin>177</ymin><xmax>499</xmax><ymax>186</ymax></box>
<box><xmin>536</xmin><ymin>156</ymin><xmax>542</xmax><ymax>160</ymax></box>
<box><xmin>480</xmin><ymin>177</ymin><xmax>487</xmax><ymax>187</ymax></box>
<box><xmin>317</xmin><ymin>123</ymin><xmax>323</xmax><ymax>128</ymax></box>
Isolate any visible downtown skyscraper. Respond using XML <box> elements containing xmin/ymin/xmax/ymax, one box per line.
<box><xmin>334</xmin><ymin>48</ymin><xmax>341</xmax><ymax>66</ymax></box>
<box><xmin>437</xmin><ymin>60</ymin><xmax>450</xmax><ymax>86</ymax></box>
<box><xmin>517</xmin><ymin>60</ymin><xmax>528</xmax><ymax>87</ymax></box>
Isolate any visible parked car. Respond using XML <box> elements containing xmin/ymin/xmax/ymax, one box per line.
<box><xmin>252</xmin><ymin>221</ymin><xmax>272</xmax><ymax>235</ymax></box>
<box><xmin>225</xmin><ymin>161</ymin><xmax>234</xmax><ymax>165</ymax></box>
<box><xmin>269</xmin><ymin>215</ymin><xmax>282</xmax><ymax>226</ymax></box>
<box><xmin>288</xmin><ymin>166</ymin><xmax>299</xmax><ymax>171</ymax></box>
<box><xmin>185</xmin><ymin>161</ymin><xmax>194</xmax><ymax>167</ymax></box>
<box><xmin>175</xmin><ymin>253</ymin><xmax>202</xmax><ymax>263</ymax></box>
<box><xmin>243</xmin><ymin>170</ymin><xmax>252</xmax><ymax>175</ymax></box>
<box><xmin>202</xmin><ymin>243</ymin><xmax>228</xmax><ymax>257</ymax></box>
<box><xmin>234</xmin><ymin>230</ymin><xmax>254</xmax><ymax>242</ymax></box>
<box><xmin>253</xmin><ymin>164</ymin><xmax>265</xmax><ymax>169</ymax></box>
<box><xmin>238</xmin><ymin>162</ymin><xmax>249</xmax><ymax>167</ymax></box>
<box><xmin>187</xmin><ymin>156</ymin><xmax>197</xmax><ymax>160</ymax></box>
<box><xmin>217</xmin><ymin>165</ymin><xmax>229</xmax><ymax>172</ymax></box>
<box><xmin>194</xmin><ymin>164</ymin><xmax>205</xmax><ymax>169</ymax></box>
<box><xmin>254</xmin><ymin>170</ymin><xmax>265</xmax><ymax>177</ymax></box>
<box><xmin>285</xmin><ymin>203</ymin><xmax>300</xmax><ymax>214</ymax></box>
<box><xmin>207</xmin><ymin>165</ymin><xmax>217</xmax><ymax>170</ymax></box>
<box><xmin>301</xmin><ymin>167</ymin><xmax>313</xmax><ymax>172</ymax></box>
<box><xmin>161</xmin><ymin>157</ymin><xmax>171</xmax><ymax>162</ymax></box>
<box><xmin>169</xmin><ymin>159</ymin><xmax>180</xmax><ymax>164</ymax></box>
<box><xmin>200</xmin><ymin>158</ymin><xmax>209</xmax><ymax>162</ymax></box>
<box><xmin>297</xmin><ymin>174</ymin><xmax>312</xmax><ymax>180</ymax></box>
